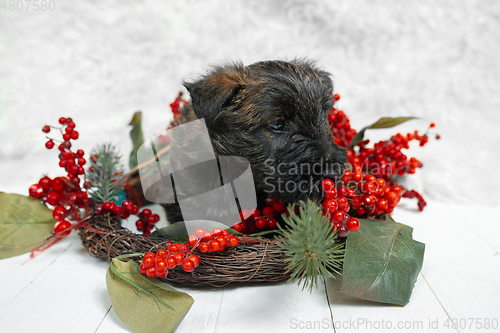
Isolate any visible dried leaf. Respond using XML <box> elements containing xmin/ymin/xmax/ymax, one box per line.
<box><xmin>0</xmin><ymin>193</ymin><xmax>55</xmax><ymax>259</ymax></box>
<box><xmin>340</xmin><ymin>219</ymin><xmax>425</xmax><ymax>306</ymax></box>
<box><xmin>106</xmin><ymin>258</ymin><xmax>194</xmax><ymax>333</ymax></box>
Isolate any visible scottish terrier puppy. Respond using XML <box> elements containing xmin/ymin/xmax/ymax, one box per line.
<box><xmin>160</xmin><ymin>59</ymin><xmax>346</xmax><ymax>223</ymax></box>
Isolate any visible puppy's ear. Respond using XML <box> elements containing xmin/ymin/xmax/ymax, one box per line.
<box><xmin>184</xmin><ymin>63</ymin><xmax>246</xmax><ymax>123</ymax></box>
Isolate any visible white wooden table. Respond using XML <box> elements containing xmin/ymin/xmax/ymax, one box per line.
<box><xmin>1</xmin><ymin>198</ymin><xmax>499</xmax><ymax>333</ymax></box>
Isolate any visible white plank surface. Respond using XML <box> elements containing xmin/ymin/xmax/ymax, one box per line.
<box><xmin>1</xmin><ymin>201</ymin><xmax>499</xmax><ymax>333</ymax></box>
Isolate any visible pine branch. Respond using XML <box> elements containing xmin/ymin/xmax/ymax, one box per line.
<box><xmin>275</xmin><ymin>199</ymin><xmax>344</xmax><ymax>292</ymax></box>
<box><xmin>85</xmin><ymin>143</ymin><xmax>125</xmax><ymax>204</ymax></box>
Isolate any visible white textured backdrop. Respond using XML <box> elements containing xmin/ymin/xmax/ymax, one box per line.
<box><xmin>1</xmin><ymin>0</ymin><xmax>499</xmax><ymax>206</ymax></box>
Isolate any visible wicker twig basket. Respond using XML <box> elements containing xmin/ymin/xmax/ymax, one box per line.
<box><xmin>78</xmin><ymin>212</ymin><xmax>291</xmax><ymax>287</ymax></box>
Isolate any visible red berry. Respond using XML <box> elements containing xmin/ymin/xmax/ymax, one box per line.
<box><xmin>362</xmin><ymin>194</ymin><xmax>377</xmax><ymax>207</ymax></box>
<box><xmin>267</xmin><ymin>217</ymin><xmax>278</xmax><ymax>229</ymax></box>
<box><xmin>345</xmin><ymin>218</ymin><xmax>360</xmax><ymax>232</ymax></box>
<box><xmin>53</xmin><ymin>220</ymin><xmax>72</xmax><ymax>237</ymax></box>
<box><xmin>46</xmin><ymin>191</ymin><xmax>61</xmax><ymax>206</ymax></box>
<box><xmin>169</xmin><ymin>244</ymin><xmax>178</xmax><ymax>253</ymax></box>
<box><xmin>188</xmin><ymin>235</ymin><xmax>198</xmax><ymax>247</ymax></box>
<box><xmin>272</xmin><ymin>200</ymin><xmax>285</xmax><ymax>213</ymax></box>
<box><xmin>194</xmin><ymin>228</ymin><xmax>205</xmax><ymax>239</ymax></box>
<box><xmin>376</xmin><ymin>198</ymin><xmax>389</xmax><ymax>211</ymax></box>
<box><xmin>103</xmin><ymin>202</ymin><xmax>113</xmax><ymax>211</ymax></box>
<box><xmin>29</xmin><ymin>184</ymin><xmax>44</xmax><ymax>198</ymax></box>
<box><xmin>338</xmin><ymin>186</ymin><xmax>348</xmax><ymax>197</ymax></box>
<box><xmin>59</xmin><ymin>160</ymin><xmax>67</xmax><ymax>168</ymax></box>
<box><xmin>262</xmin><ymin>206</ymin><xmax>274</xmax><ymax>216</ymax></box>
<box><xmin>355</xmin><ymin>206</ymin><xmax>366</xmax><ymax>216</ymax></box>
<box><xmin>255</xmin><ymin>217</ymin><xmax>267</xmax><ymax>229</ymax></box>
<box><xmin>332</xmin><ymin>210</ymin><xmax>345</xmax><ymax>222</ymax></box>
<box><xmin>63</xmin><ymin>133</ymin><xmax>71</xmax><ymax>141</ymax></box>
<box><xmin>166</xmin><ymin>256</ymin><xmax>177</xmax><ymax>268</ymax></box>
<box><xmin>323</xmin><ymin>198</ymin><xmax>338</xmax><ymax>213</ymax></box>
<box><xmin>321</xmin><ymin>178</ymin><xmax>335</xmax><ymax>191</ymax></box>
<box><xmin>155</xmin><ymin>258</ymin><xmax>168</xmax><ymax>272</ymax></box>
<box><xmin>338</xmin><ymin>226</ymin><xmax>350</xmax><ymax>238</ymax></box>
<box><xmin>62</xmin><ymin>140</ymin><xmax>71</xmax><ymax>149</ymax></box>
<box><xmin>141</xmin><ymin>209</ymin><xmax>152</xmax><ymax>217</ymax></box>
<box><xmin>142</xmin><ymin>256</ymin><xmax>155</xmax><ymax>269</ymax></box>
<box><xmin>59</xmin><ymin>117</ymin><xmax>67</xmax><ymax>124</ymax></box>
<box><xmin>131</xmin><ymin>205</ymin><xmax>139</xmax><ymax>215</ymax></box>
<box><xmin>42</xmin><ymin>125</ymin><xmax>51</xmax><ymax>133</ymax></box>
<box><xmin>208</xmin><ymin>240</ymin><xmax>220</xmax><ymax>252</ymax></box>
<box><xmin>112</xmin><ymin>205</ymin><xmax>123</xmax><ymax>216</ymax></box>
<box><xmin>77</xmin><ymin>157</ymin><xmax>86</xmax><ymax>166</ymax></box>
<box><xmin>430</xmin><ymin>122</ymin><xmax>436</xmax><ymax>128</ymax></box>
<box><xmin>147</xmin><ymin>215</ymin><xmax>156</xmax><ymax>224</ymax></box>
<box><xmin>391</xmin><ymin>185</ymin><xmax>403</xmax><ymax>195</ymax></box>
<box><xmin>121</xmin><ymin>212</ymin><xmax>130</xmax><ymax>219</ymax></box>
<box><xmin>156</xmin><ymin>268</ymin><xmax>168</xmax><ymax>278</ymax></box>
<box><xmin>376</xmin><ymin>178</ymin><xmax>386</xmax><ymax>188</ymax></box>
<box><xmin>198</xmin><ymin>242</ymin><xmax>208</xmax><ymax>253</ymax></box>
<box><xmin>146</xmin><ymin>267</ymin><xmax>157</xmax><ymax>278</ymax></box>
<box><xmin>232</xmin><ymin>223</ymin><xmax>243</xmax><ymax>232</ymax></box>
<box><xmin>45</xmin><ymin>140</ymin><xmax>55</xmax><ymax>149</ymax></box>
<box><xmin>337</xmin><ymin>196</ymin><xmax>348</xmax><ymax>209</ymax></box>
<box><xmin>251</xmin><ymin>208</ymin><xmax>261</xmax><ymax>218</ymax></box>
<box><xmin>76</xmin><ymin>149</ymin><xmax>85</xmax><ymax>157</ymax></box>
<box><xmin>333</xmin><ymin>93</ymin><xmax>340</xmax><ymax>101</ymax></box>
<box><xmin>364</xmin><ymin>182</ymin><xmax>377</xmax><ymax>195</ymax></box>
<box><xmin>51</xmin><ymin>177</ymin><xmax>65</xmax><ymax>191</ymax></box>
<box><xmin>228</xmin><ymin>236</ymin><xmax>239</xmax><ymax>247</ymax></box>
<box><xmin>324</xmin><ymin>189</ymin><xmax>338</xmax><ymax>199</ymax></box>
<box><xmin>174</xmin><ymin>252</ymin><xmax>184</xmax><ymax>265</ymax></box>
<box><xmin>187</xmin><ymin>254</ymin><xmax>200</xmax><ymax>267</ymax></box>
<box><xmin>71</xmin><ymin>131</ymin><xmax>79</xmax><ymax>140</ymax></box>
<box><xmin>67</xmin><ymin>121</ymin><xmax>76</xmax><ymax>129</ymax></box>
<box><xmin>177</xmin><ymin>243</ymin><xmax>189</xmax><ymax>254</ymax></box>
<box><xmin>239</xmin><ymin>209</ymin><xmax>251</xmax><ymax>221</ymax></box>
<box><xmin>385</xmin><ymin>191</ymin><xmax>399</xmax><ymax>205</ymax></box>
<box><xmin>212</xmin><ymin>227</ymin><xmax>223</xmax><ymax>236</ymax></box>
<box><xmin>182</xmin><ymin>260</ymin><xmax>195</xmax><ymax>272</ymax></box>
<box><xmin>139</xmin><ymin>264</ymin><xmax>147</xmax><ymax>275</ymax></box>
<box><xmin>52</xmin><ymin>206</ymin><xmax>67</xmax><ymax>221</ymax></box>
<box><xmin>135</xmin><ymin>220</ymin><xmax>144</xmax><ymax>230</ymax></box>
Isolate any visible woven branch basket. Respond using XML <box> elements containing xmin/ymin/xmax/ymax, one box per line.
<box><xmin>78</xmin><ymin>212</ymin><xmax>291</xmax><ymax>287</ymax></box>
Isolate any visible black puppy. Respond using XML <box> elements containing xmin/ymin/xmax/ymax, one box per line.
<box><xmin>159</xmin><ymin>59</ymin><xmax>346</xmax><ymax>223</ymax></box>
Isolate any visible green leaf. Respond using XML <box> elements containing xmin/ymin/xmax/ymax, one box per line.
<box><xmin>129</xmin><ymin>111</ymin><xmax>145</xmax><ymax>169</ymax></box>
<box><xmin>106</xmin><ymin>258</ymin><xmax>194</xmax><ymax>333</ymax></box>
<box><xmin>349</xmin><ymin>117</ymin><xmax>416</xmax><ymax>148</ymax></box>
<box><xmin>340</xmin><ymin>219</ymin><xmax>425</xmax><ymax>306</ymax></box>
<box><xmin>152</xmin><ymin>220</ymin><xmax>242</xmax><ymax>242</ymax></box>
<box><xmin>0</xmin><ymin>193</ymin><xmax>56</xmax><ymax>259</ymax></box>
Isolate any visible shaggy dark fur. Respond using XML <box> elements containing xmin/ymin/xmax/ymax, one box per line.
<box><xmin>163</xmin><ymin>59</ymin><xmax>346</xmax><ymax>222</ymax></box>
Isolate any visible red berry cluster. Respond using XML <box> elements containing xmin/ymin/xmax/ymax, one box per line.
<box><xmin>328</xmin><ymin>96</ymin><xmax>436</xmax><ymax>211</ymax></box>
<box><xmin>338</xmin><ymin>170</ymin><xmax>403</xmax><ymax>217</ymax></box>
<box><xmin>134</xmin><ymin>208</ymin><xmax>160</xmax><ymax>235</ymax></box>
<box><xmin>30</xmin><ymin>117</ymin><xmax>92</xmax><ymax>237</ymax></box>
<box><xmin>190</xmin><ymin>227</ymin><xmax>239</xmax><ymax>253</ymax></box>
<box><xmin>232</xmin><ymin>199</ymin><xmax>284</xmax><ymax>234</ymax></box>
<box><xmin>139</xmin><ymin>227</ymin><xmax>240</xmax><ymax>278</ymax></box>
<box><xmin>328</xmin><ymin>94</ymin><xmax>358</xmax><ymax>147</ymax></box>
<box><xmin>139</xmin><ymin>247</ymin><xmax>200</xmax><ymax>278</ymax></box>
<box><xmin>94</xmin><ymin>201</ymin><xmax>160</xmax><ymax>235</ymax></box>
<box><xmin>321</xmin><ymin>179</ymin><xmax>360</xmax><ymax>238</ymax></box>
<box><xmin>30</xmin><ymin>177</ymin><xmax>89</xmax><ymax>238</ymax></box>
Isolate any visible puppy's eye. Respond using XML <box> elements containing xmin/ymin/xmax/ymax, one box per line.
<box><xmin>268</xmin><ymin>119</ymin><xmax>288</xmax><ymax>133</ymax></box>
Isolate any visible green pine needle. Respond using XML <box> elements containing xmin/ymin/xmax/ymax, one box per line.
<box><xmin>85</xmin><ymin>144</ymin><xmax>125</xmax><ymax>204</ymax></box>
<box><xmin>275</xmin><ymin>199</ymin><xmax>344</xmax><ymax>292</ymax></box>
